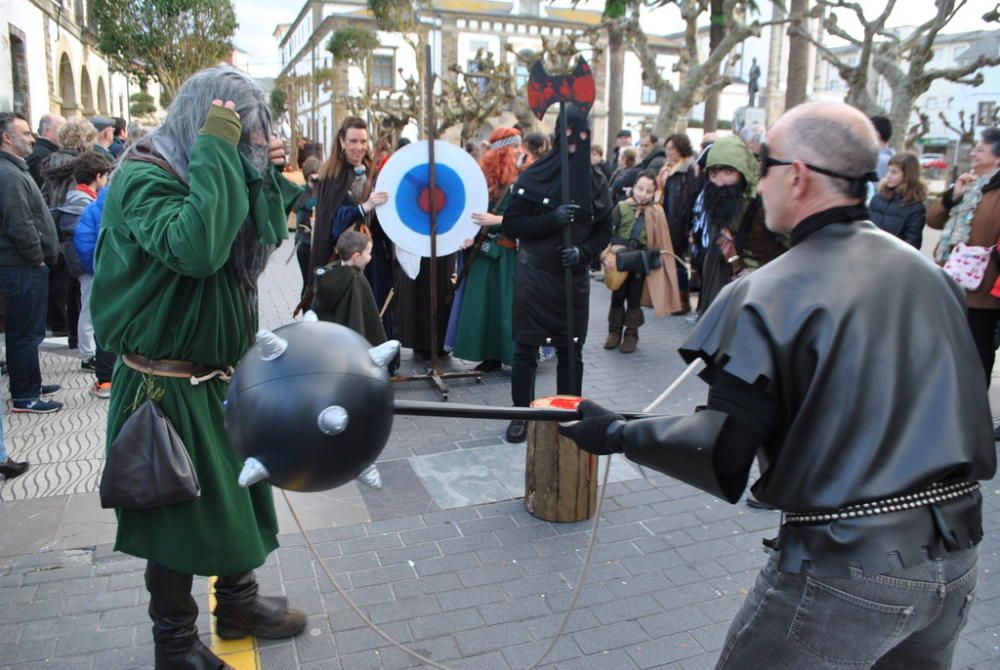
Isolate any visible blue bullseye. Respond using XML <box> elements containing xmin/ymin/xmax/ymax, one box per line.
<box><xmin>396</xmin><ymin>164</ymin><xmax>466</xmax><ymax>235</ymax></box>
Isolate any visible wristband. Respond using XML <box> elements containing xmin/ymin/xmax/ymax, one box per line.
<box><xmin>727</xmin><ymin>255</ymin><xmax>741</xmax><ymax>264</ymax></box>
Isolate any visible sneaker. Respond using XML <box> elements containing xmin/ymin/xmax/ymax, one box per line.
<box><xmin>81</xmin><ymin>358</ymin><xmax>96</xmax><ymax>371</ymax></box>
<box><xmin>357</xmin><ymin>464</ymin><xmax>383</xmax><ymax>489</ymax></box>
<box><xmin>90</xmin><ymin>382</ymin><xmax>112</xmax><ymax>399</ymax></box>
<box><xmin>40</xmin><ymin>384</ymin><xmax>60</xmax><ymax>395</ymax></box>
<box><xmin>12</xmin><ymin>398</ymin><xmax>63</xmax><ymax>414</ymax></box>
<box><xmin>0</xmin><ymin>458</ymin><xmax>29</xmax><ymax>479</ymax></box>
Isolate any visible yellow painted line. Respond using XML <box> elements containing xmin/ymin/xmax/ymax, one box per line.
<box><xmin>208</xmin><ymin>576</ymin><xmax>261</xmax><ymax>670</ymax></box>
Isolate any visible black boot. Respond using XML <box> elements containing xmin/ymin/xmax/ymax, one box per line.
<box><xmin>604</xmin><ymin>306</ymin><xmax>625</xmax><ymax>349</ymax></box>
<box><xmin>505</xmin><ymin>419</ymin><xmax>528</xmax><ymax>443</ymax></box>
<box><xmin>146</xmin><ymin>562</ymin><xmax>233</xmax><ymax>670</ymax></box>
<box><xmin>213</xmin><ymin>571</ymin><xmax>307</xmax><ymax>640</ymax></box>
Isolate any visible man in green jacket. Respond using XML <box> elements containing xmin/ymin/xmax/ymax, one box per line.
<box><xmin>91</xmin><ymin>66</ymin><xmax>305</xmax><ymax>670</ymax></box>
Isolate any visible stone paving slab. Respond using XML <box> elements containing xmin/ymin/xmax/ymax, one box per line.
<box><xmin>1</xmin><ymin>472</ymin><xmax>999</xmax><ymax>669</ymax></box>
<box><xmin>1</xmin><ymin>239</ymin><xmax>999</xmax><ymax>668</ymax></box>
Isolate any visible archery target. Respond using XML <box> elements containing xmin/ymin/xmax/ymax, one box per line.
<box><xmin>374</xmin><ymin>140</ymin><xmax>487</xmax><ymax>257</ymax></box>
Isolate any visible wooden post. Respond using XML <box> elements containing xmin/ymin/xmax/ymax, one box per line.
<box><xmin>524</xmin><ymin>395</ymin><xmax>598</xmax><ymax>522</ymax></box>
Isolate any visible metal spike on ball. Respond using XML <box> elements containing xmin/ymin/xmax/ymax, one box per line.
<box><xmin>226</xmin><ymin>322</ymin><xmax>660</xmax><ymax>492</ymax></box>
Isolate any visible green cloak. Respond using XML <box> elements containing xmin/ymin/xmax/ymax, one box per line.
<box><xmin>312</xmin><ymin>262</ymin><xmax>387</xmax><ymax>345</ymax></box>
<box><xmin>91</xmin><ymin>111</ymin><xmax>299</xmax><ymax>576</ymax></box>
<box><xmin>451</xmin><ymin>191</ymin><xmax>516</xmax><ymax>365</ymax></box>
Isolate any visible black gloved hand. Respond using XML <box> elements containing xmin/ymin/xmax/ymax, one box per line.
<box><xmin>554</xmin><ymin>203</ymin><xmax>580</xmax><ymax>227</ymax></box>
<box><xmin>561</xmin><ymin>246</ymin><xmax>583</xmax><ymax>267</ymax></box>
<box><xmin>559</xmin><ymin>399</ymin><xmax>626</xmax><ymax>456</ymax></box>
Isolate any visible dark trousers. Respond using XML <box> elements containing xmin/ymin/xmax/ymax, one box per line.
<box><xmin>611</xmin><ymin>273</ymin><xmax>645</xmax><ymax>311</ymax></box>
<box><xmin>66</xmin><ymin>275</ymin><xmax>80</xmax><ymax>347</ymax></box>
<box><xmin>0</xmin><ymin>266</ymin><xmax>49</xmax><ymax>400</ymax></box>
<box><xmin>46</xmin><ymin>256</ymin><xmax>68</xmax><ymax>332</ymax></box>
<box><xmin>512</xmin><ymin>341</ymin><xmax>583</xmax><ymax>406</ymax></box>
<box><xmin>95</xmin><ymin>347</ymin><xmax>115</xmax><ymax>384</ymax></box>
<box><xmin>967</xmin><ymin>307</ymin><xmax>1000</xmax><ymax>387</ymax></box>
<box><xmin>296</xmin><ymin>242</ymin><xmax>310</xmax><ymax>297</ymax></box>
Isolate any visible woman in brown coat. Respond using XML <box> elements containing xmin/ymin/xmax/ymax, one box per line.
<box><xmin>927</xmin><ymin>127</ymin><xmax>1000</xmax><ymax>385</ymax></box>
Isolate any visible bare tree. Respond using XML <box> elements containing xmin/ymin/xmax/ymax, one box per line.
<box><xmin>904</xmin><ymin>106</ymin><xmax>930</xmax><ymax>150</ymax></box>
<box><xmin>702</xmin><ymin>0</ymin><xmax>726</xmax><ymax>132</ymax></box>
<box><xmin>629</xmin><ymin>0</ymin><xmax>785</xmax><ymax>135</ymax></box>
<box><xmin>367</xmin><ymin>0</ymin><xmax>433</xmax><ymax>136</ymax></box>
<box><xmin>275</xmin><ymin>67</ymin><xmax>338</xmax><ymax>165</ymax></box>
<box><xmin>872</xmin><ymin>1</ymin><xmax>1000</xmax><ymax>150</ymax></box>
<box><xmin>437</xmin><ymin>50</ymin><xmax>518</xmax><ymax>143</ymax></box>
<box><xmin>601</xmin><ymin>0</ymin><xmax>631</xmax><ymax>159</ymax></box>
<box><xmin>938</xmin><ymin>108</ymin><xmax>978</xmax><ymax>144</ymax></box>
<box><xmin>346</xmin><ymin>75</ymin><xmax>423</xmax><ymax>142</ymax></box>
<box><xmin>795</xmin><ymin>0</ymin><xmax>1000</xmax><ymax>150</ymax></box>
<box><xmin>793</xmin><ymin>0</ymin><xmax>897</xmax><ymax>114</ymax></box>
<box><xmin>784</xmin><ymin>0</ymin><xmax>810</xmax><ymax>109</ymax></box>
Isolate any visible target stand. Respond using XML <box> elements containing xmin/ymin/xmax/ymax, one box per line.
<box><xmin>376</xmin><ymin>45</ymin><xmax>488</xmax><ymax>400</ymax></box>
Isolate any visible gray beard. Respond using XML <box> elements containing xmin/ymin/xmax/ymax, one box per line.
<box><xmin>228</xmin><ymin>218</ymin><xmax>273</xmax><ymax>291</ymax></box>
<box><xmin>241</xmin><ymin>143</ymin><xmax>272</xmax><ymax>178</ymax></box>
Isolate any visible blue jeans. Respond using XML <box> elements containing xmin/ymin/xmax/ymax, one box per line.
<box><xmin>716</xmin><ymin>547</ymin><xmax>979</xmax><ymax>670</ymax></box>
<box><xmin>0</xmin><ymin>265</ymin><xmax>49</xmax><ymax>400</ymax></box>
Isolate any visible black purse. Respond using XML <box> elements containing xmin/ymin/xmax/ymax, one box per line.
<box><xmin>615</xmin><ymin>248</ymin><xmax>662</xmax><ymax>274</ymax></box>
<box><xmin>99</xmin><ymin>400</ymin><xmax>201</xmax><ymax>509</ymax></box>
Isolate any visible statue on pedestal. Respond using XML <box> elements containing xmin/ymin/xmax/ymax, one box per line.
<box><xmin>747</xmin><ymin>58</ymin><xmax>761</xmax><ymax>108</ymax></box>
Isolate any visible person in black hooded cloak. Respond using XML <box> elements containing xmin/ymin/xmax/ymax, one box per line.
<box><xmin>479</xmin><ymin>104</ymin><xmax>612</xmax><ymax>442</ymax></box>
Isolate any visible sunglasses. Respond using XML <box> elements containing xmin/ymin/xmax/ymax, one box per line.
<box><xmin>758</xmin><ymin>142</ymin><xmax>877</xmax><ymax>186</ymax></box>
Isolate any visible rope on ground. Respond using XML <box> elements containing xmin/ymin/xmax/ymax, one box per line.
<box><xmin>284</xmin><ymin>356</ymin><xmax>706</xmax><ymax>669</ymax></box>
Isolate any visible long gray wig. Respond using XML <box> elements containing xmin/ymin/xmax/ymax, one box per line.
<box><xmin>120</xmin><ymin>65</ymin><xmax>277</xmax><ymax>290</ymax></box>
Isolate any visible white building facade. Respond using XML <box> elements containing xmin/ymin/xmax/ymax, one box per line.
<box><xmin>275</xmin><ymin>0</ymin><xmax>678</xmax><ymax>154</ymax></box>
<box><xmin>0</xmin><ymin>0</ymin><xmax>140</xmax><ymax>127</ymax></box>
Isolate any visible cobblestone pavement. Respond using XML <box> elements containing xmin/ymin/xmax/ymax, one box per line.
<box><xmin>1</xmin><ymin>239</ymin><xmax>998</xmax><ymax>669</ymax></box>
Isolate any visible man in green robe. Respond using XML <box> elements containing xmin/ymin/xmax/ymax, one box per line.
<box><xmin>91</xmin><ymin>67</ymin><xmax>306</xmax><ymax>670</ymax></box>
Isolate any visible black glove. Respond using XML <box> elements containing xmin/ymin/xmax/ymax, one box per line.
<box><xmin>561</xmin><ymin>246</ymin><xmax>583</xmax><ymax>267</ymax></box>
<box><xmin>553</xmin><ymin>203</ymin><xmax>580</xmax><ymax>227</ymax></box>
<box><xmin>559</xmin><ymin>399</ymin><xmax>626</xmax><ymax>456</ymax></box>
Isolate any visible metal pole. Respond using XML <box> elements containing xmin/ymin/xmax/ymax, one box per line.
<box><xmin>559</xmin><ymin>102</ymin><xmax>577</xmax><ymax>394</ymax></box>
<box><xmin>426</xmin><ymin>43</ymin><xmax>440</xmax><ymax>373</ymax></box>
<box><xmin>393</xmin><ymin>399</ymin><xmax>658</xmax><ymax>422</ymax></box>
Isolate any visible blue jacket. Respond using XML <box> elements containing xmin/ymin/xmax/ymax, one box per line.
<box><xmin>75</xmin><ymin>188</ymin><xmax>107</xmax><ymax>275</ymax></box>
<box><xmin>869</xmin><ymin>192</ymin><xmax>925</xmax><ymax>250</ymax></box>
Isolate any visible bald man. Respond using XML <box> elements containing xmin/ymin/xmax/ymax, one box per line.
<box><xmin>561</xmin><ymin>103</ymin><xmax>995</xmax><ymax>669</ymax></box>
<box><xmin>26</xmin><ymin>113</ymin><xmax>65</xmax><ymax>189</ymax></box>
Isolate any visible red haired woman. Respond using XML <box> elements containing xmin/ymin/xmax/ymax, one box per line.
<box><xmin>450</xmin><ymin>127</ymin><xmax>523</xmax><ymax>370</ymax></box>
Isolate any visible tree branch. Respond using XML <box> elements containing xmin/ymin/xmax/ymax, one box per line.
<box><xmin>920</xmin><ymin>55</ymin><xmax>1000</xmax><ymax>89</ymax></box>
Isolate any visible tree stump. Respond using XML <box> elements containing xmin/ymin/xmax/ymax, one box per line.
<box><xmin>524</xmin><ymin>395</ymin><xmax>598</xmax><ymax>522</ymax></box>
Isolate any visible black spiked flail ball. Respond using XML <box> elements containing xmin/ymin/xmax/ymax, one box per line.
<box><xmin>225</xmin><ymin>321</ymin><xmax>394</xmax><ymax>491</ymax></box>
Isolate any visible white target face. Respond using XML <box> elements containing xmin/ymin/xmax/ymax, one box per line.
<box><xmin>374</xmin><ymin>140</ymin><xmax>488</xmax><ymax>257</ymax></box>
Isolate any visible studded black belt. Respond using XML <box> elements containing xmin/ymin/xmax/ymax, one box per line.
<box><xmin>783</xmin><ymin>482</ymin><xmax>980</xmax><ymax>525</ymax></box>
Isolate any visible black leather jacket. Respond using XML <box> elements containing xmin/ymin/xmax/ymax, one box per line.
<box><xmin>623</xmin><ymin>208</ymin><xmax>995</xmax><ymax>575</ymax></box>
